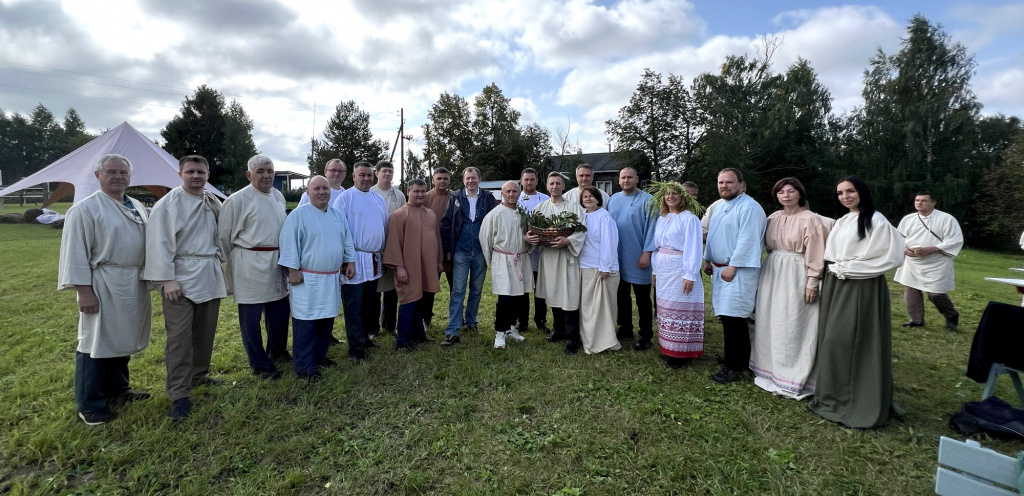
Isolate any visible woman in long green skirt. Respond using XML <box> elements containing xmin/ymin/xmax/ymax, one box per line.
<box><xmin>808</xmin><ymin>177</ymin><xmax>905</xmax><ymax>428</ymax></box>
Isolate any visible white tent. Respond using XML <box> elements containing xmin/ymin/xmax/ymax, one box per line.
<box><xmin>0</xmin><ymin>121</ymin><xmax>225</xmax><ymax>206</ymax></box>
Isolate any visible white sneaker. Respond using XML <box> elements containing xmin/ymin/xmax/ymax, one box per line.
<box><xmin>506</xmin><ymin>326</ymin><xmax>525</xmax><ymax>342</ymax></box>
<box><xmin>493</xmin><ymin>331</ymin><xmax>506</xmax><ymax>349</ymax></box>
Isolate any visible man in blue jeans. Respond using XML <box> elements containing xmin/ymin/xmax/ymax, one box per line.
<box><xmin>439</xmin><ymin>167</ymin><xmax>498</xmax><ymax>346</ymax></box>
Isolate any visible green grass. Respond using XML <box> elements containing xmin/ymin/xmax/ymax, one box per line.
<box><xmin>1</xmin><ymin>214</ymin><xmax>1023</xmax><ymax>495</ymax></box>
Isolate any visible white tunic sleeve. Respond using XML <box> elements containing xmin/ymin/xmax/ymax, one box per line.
<box><xmin>826</xmin><ymin>211</ymin><xmax>904</xmax><ymax>280</ymax></box>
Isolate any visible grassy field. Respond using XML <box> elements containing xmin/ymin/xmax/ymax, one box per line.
<box><xmin>2</xmin><ymin>203</ymin><xmax>1023</xmax><ymax>495</ymax></box>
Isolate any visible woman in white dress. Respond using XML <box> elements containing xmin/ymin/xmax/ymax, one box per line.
<box><xmin>749</xmin><ymin>178</ymin><xmax>829</xmax><ymax>399</ymax></box>
<box><xmin>577</xmin><ymin>186</ymin><xmax>622</xmax><ymax>354</ymax></box>
<box><xmin>649</xmin><ymin>182</ymin><xmax>704</xmax><ymax>369</ymax></box>
<box><xmin>808</xmin><ymin>176</ymin><xmax>905</xmax><ymax>428</ymax></box>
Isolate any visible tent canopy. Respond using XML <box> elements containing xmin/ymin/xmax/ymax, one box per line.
<box><xmin>0</xmin><ymin>121</ymin><xmax>225</xmax><ymax>205</ymax></box>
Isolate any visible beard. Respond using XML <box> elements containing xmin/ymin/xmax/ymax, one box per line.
<box><xmin>719</xmin><ymin>190</ymin><xmax>739</xmax><ymax>201</ymax></box>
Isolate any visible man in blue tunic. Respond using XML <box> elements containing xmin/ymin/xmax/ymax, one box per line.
<box><xmin>703</xmin><ymin>168</ymin><xmax>766</xmax><ymax>384</ymax></box>
<box><xmin>607</xmin><ymin>167</ymin><xmax>657</xmax><ymax>350</ymax></box>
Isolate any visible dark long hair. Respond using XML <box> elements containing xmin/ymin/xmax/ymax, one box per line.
<box><xmin>838</xmin><ymin>176</ymin><xmax>875</xmax><ymax>240</ymax></box>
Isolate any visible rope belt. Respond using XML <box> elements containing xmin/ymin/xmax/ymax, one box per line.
<box><xmin>494</xmin><ymin>248</ymin><xmax>527</xmax><ymax>281</ymax></box>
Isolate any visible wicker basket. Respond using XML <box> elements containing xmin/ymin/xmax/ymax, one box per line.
<box><xmin>529</xmin><ymin>226</ymin><xmax>574</xmax><ymax>242</ymax></box>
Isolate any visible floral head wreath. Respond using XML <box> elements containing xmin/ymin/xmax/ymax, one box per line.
<box><xmin>646</xmin><ymin>181</ymin><xmax>705</xmax><ymax>218</ymax></box>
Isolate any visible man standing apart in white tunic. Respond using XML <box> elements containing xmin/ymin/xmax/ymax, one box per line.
<box><xmin>279</xmin><ymin>176</ymin><xmax>356</xmax><ymax>382</ymax></box>
<box><xmin>517</xmin><ymin>167</ymin><xmax>550</xmax><ymax>333</ymax></box>
<box><xmin>218</xmin><ymin>154</ymin><xmax>290</xmax><ymax>381</ymax></box>
<box><xmin>480</xmin><ymin>181</ymin><xmax>533</xmax><ymax>349</ymax></box>
<box><xmin>703</xmin><ymin>168</ymin><xmax>766</xmax><ymax>384</ymax></box>
<box><xmin>371</xmin><ymin>160</ymin><xmax>406</xmax><ymax>337</ymax></box>
<box><xmin>145</xmin><ymin>155</ymin><xmax>227</xmax><ymax>420</ymax></box>
<box><xmin>332</xmin><ymin>162</ymin><xmax>388</xmax><ymax>360</ymax></box>
<box><xmin>59</xmin><ymin>154</ymin><xmax>152</xmax><ymax>425</ymax></box>
<box><xmin>894</xmin><ymin>191</ymin><xmax>964</xmax><ymax>330</ymax></box>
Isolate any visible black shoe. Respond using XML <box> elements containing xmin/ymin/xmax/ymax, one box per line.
<box><xmin>664</xmin><ymin>357</ymin><xmax>690</xmax><ymax>369</ymax></box>
<box><xmin>945</xmin><ymin>313</ymin><xmax>960</xmax><ymax>331</ymax></box>
<box><xmin>253</xmin><ymin>367</ymin><xmax>282</xmax><ymax>380</ymax></box>
<box><xmin>546</xmin><ymin>332</ymin><xmax>566</xmax><ymax>343</ymax></box>
<box><xmin>169</xmin><ymin>398</ymin><xmax>191</xmax><ymax>420</ymax></box>
<box><xmin>329</xmin><ymin>334</ymin><xmax>343</xmax><ymax>346</ymax></box>
<box><xmin>317</xmin><ymin>358</ymin><xmax>338</xmax><ymax>369</ymax></box>
<box><xmin>190</xmin><ymin>376</ymin><xmax>224</xmax><ymax>388</ymax></box>
<box><xmin>440</xmin><ymin>334</ymin><xmax>460</xmax><ymax>347</ymax></box>
<box><xmin>633</xmin><ymin>337</ymin><xmax>652</xmax><ymax>351</ymax></box>
<box><xmin>901</xmin><ymin>321</ymin><xmax>924</xmax><ymax>328</ymax></box>
<box><xmin>564</xmin><ymin>341</ymin><xmax>579</xmax><ymax>355</ymax></box>
<box><xmin>616</xmin><ymin>329</ymin><xmax>635</xmax><ymax>341</ymax></box>
<box><xmin>711</xmin><ymin>367</ymin><xmax>743</xmax><ymax>384</ymax></box>
<box><xmin>112</xmin><ymin>389</ymin><xmax>151</xmax><ymax>406</ymax></box>
<box><xmin>78</xmin><ymin>409</ymin><xmax>115</xmax><ymax>426</ymax></box>
<box><xmin>298</xmin><ymin>372</ymin><xmax>323</xmax><ymax>384</ymax></box>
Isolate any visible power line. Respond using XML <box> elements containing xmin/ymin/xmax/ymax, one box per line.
<box><xmin>0</xmin><ymin>82</ymin><xmax>181</xmax><ymax>109</ymax></box>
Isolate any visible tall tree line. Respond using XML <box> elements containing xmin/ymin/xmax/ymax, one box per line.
<box><xmin>0</xmin><ymin>105</ymin><xmax>93</xmax><ymax>182</ymax></box>
<box><xmin>421</xmin><ymin>83</ymin><xmax>553</xmax><ymax>186</ymax></box>
<box><xmin>605</xmin><ymin>16</ymin><xmax>1024</xmax><ymax>250</ymax></box>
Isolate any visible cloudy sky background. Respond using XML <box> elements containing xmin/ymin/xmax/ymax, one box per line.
<box><xmin>1</xmin><ymin>0</ymin><xmax>1022</xmax><ymax>177</ymax></box>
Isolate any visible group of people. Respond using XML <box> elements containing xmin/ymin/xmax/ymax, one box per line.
<box><xmin>60</xmin><ymin>152</ymin><xmax>968</xmax><ymax>430</ymax></box>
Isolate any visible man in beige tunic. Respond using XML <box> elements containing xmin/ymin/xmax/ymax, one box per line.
<box><xmin>479</xmin><ymin>181</ymin><xmax>534</xmax><ymax>349</ymax></box>
<box><xmin>145</xmin><ymin>155</ymin><xmax>228</xmax><ymax>420</ymax></box>
<box><xmin>382</xmin><ymin>179</ymin><xmax>443</xmax><ymax>350</ymax></box>
<box><xmin>59</xmin><ymin>154</ymin><xmax>152</xmax><ymax>425</ymax></box>
<box><xmin>894</xmin><ymin>192</ymin><xmax>964</xmax><ymax>330</ymax></box>
<box><xmin>218</xmin><ymin>154</ymin><xmax>290</xmax><ymax>380</ymax></box>
<box><xmin>526</xmin><ymin>172</ymin><xmax>587</xmax><ymax>353</ymax></box>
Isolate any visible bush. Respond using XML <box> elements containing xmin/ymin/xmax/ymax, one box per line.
<box><xmin>282</xmin><ymin>188</ymin><xmax>304</xmax><ymax>203</ymax></box>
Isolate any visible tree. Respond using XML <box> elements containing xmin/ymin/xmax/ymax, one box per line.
<box><xmin>973</xmin><ymin>129</ymin><xmax>1024</xmax><ymax>250</ymax></box>
<box><xmin>161</xmin><ymin>85</ymin><xmax>229</xmax><ymax>186</ymax></box>
<box><xmin>605</xmin><ymin>68</ymin><xmax>696</xmax><ymax>181</ymax></box>
<box><xmin>849</xmin><ymin>15</ymin><xmax>981</xmax><ymax>221</ymax></box>
<box><xmin>423</xmin><ymin>92</ymin><xmax>474</xmax><ymax>172</ymax></box>
<box><xmin>469</xmin><ymin>83</ymin><xmax>525</xmax><ymax>181</ymax></box>
<box><xmin>520</xmin><ymin>123</ymin><xmax>553</xmax><ymax>169</ymax></box>
<box><xmin>307</xmin><ymin>100</ymin><xmax>388</xmax><ymax>183</ymax></box>
<box><xmin>29</xmin><ymin>104</ymin><xmax>63</xmax><ymax>173</ymax></box>
<box><xmin>61</xmin><ymin>108</ymin><xmax>93</xmax><ymax>154</ymax></box>
<box><xmin>404</xmin><ymin>150</ymin><xmax>428</xmax><ymax>183</ymax></box>
<box><xmin>221</xmin><ymin>100</ymin><xmax>260</xmax><ymax>190</ymax></box>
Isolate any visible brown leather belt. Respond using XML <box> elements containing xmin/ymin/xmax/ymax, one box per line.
<box><xmin>712</xmin><ymin>262</ymin><xmax>728</xmax><ymax>268</ymax></box>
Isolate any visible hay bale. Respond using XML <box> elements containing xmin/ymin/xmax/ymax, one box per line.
<box><xmin>23</xmin><ymin>208</ymin><xmax>44</xmax><ymax>223</ymax></box>
<box><xmin>50</xmin><ymin>219</ymin><xmax>65</xmax><ymax>229</ymax></box>
<box><xmin>0</xmin><ymin>213</ymin><xmax>24</xmax><ymax>224</ymax></box>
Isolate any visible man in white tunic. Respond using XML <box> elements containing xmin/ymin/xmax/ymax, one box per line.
<box><xmin>59</xmin><ymin>154</ymin><xmax>152</xmax><ymax>425</ymax></box>
<box><xmin>480</xmin><ymin>181</ymin><xmax>534</xmax><ymax>349</ymax></box>
<box><xmin>371</xmin><ymin>160</ymin><xmax>406</xmax><ymax>337</ymax></box>
<box><xmin>145</xmin><ymin>155</ymin><xmax>228</xmax><ymax>419</ymax></box>
<box><xmin>563</xmin><ymin>163</ymin><xmax>610</xmax><ymax>207</ymax></box>
<box><xmin>517</xmin><ymin>167</ymin><xmax>550</xmax><ymax>333</ymax></box>
<box><xmin>298</xmin><ymin>158</ymin><xmax>346</xmax><ymax>206</ymax></box>
<box><xmin>218</xmin><ymin>155</ymin><xmax>290</xmax><ymax>380</ymax></box>
<box><xmin>703</xmin><ymin>168</ymin><xmax>766</xmax><ymax>384</ymax></box>
<box><xmin>332</xmin><ymin>162</ymin><xmax>388</xmax><ymax>360</ymax></box>
<box><xmin>279</xmin><ymin>176</ymin><xmax>356</xmax><ymax>381</ymax></box>
<box><xmin>526</xmin><ymin>172</ymin><xmax>586</xmax><ymax>352</ymax></box>
<box><xmin>894</xmin><ymin>192</ymin><xmax>964</xmax><ymax>330</ymax></box>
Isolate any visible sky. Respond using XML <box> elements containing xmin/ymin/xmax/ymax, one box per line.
<box><xmin>1</xmin><ymin>0</ymin><xmax>1022</xmax><ymax>178</ymax></box>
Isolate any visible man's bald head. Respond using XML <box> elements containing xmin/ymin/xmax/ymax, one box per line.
<box><xmin>500</xmin><ymin>180</ymin><xmax>521</xmax><ymax>208</ymax></box>
<box><xmin>307</xmin><ymin>175</ymin><xmax>331</xmax><ymax>211</ymax></box>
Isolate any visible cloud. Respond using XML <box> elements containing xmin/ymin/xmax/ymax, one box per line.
<box><xmin>975</xmin><ymin>65</ymin><xmax>1024</xmax><ymax>116</ymax></box>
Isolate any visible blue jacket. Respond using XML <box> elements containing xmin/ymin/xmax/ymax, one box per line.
<box><xmin>440</xmin><ymin>188</ymin><xmax>499</xmax><ymax>256</ymax></box>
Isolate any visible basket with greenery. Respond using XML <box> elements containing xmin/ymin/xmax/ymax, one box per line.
<box><xmin>518</xmin><ymin>207</ymin><xmax>587</xmax><ymax>243</ymax></box>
